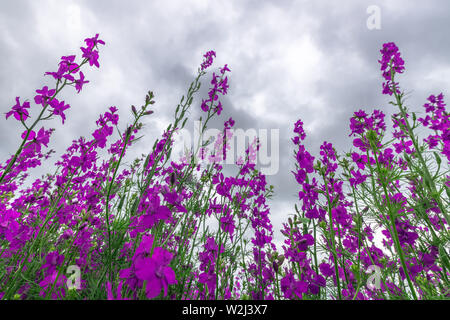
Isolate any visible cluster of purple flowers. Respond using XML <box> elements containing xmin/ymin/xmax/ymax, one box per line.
<box><xmin>0</xmin><ymin>36</ymin><xmax>448</xmax><ymax>301</ymax></box>
<box><xmin>279</xmin><ymin>41</ymin><xmax>449</xmax><ymax>300</ymax></box>
<box><xmin>419</xmin><ymin>93</ymin><xmax>450</xmax><ymax>162</ymax></box>
<box><xmin>379</xmin><ymin>42</ymin><xmax>405</xmax><ymax>95</ymax></box>
<box><xmin>200</xmin><ymin>62</ymin><xmax>230</xmax><ymax>115</ymax></box>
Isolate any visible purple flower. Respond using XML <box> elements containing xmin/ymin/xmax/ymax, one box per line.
<box><xmin>319</xmin><ymin>262</ymin><xmax>335</xmax><ymax>277</ymax></box>
<box><xmin>296</xmin><ymin>233</ymin><xmax>314</xmax><ymax>251</ymax></box>
<box><xmin>34</xmin><ymin>86</ymin><xmax>56</xmax><ymax>107</ymax></box>
<box><xmin>198</xmin><ymin>269</ymin><xmax>217</xmax><ymax>298</ymax></box>
<box><xmin>119</xmin><ymin>266</ymin><xmax>142</xmax><ymax>293</ymax></box>
<box><xmin>379</xmin><ymin>42</ymin><xmax>405</xmax><ymax>77</ymax></box>
<box><xmin>40</xmin><ymin>251</ymin><xmax>65</xmax><ymax>273</ymax></box>
<box><xmin>378</xmin><ymin>42</ymin><xmax>404</xmax><ymax>95</ymax></box>
<box><xmin>220</xmin><ymin>64</ymin><xmax>231</xmax><ymax>74</ymax></box>
<box><xmin>92</xmin><ymin>124</ymin><xmax>113</xmax><ymax>148</ymax></box>
<box><xmin>309</xmin><ymin>273</ymin><xmax>326</xmax><ymax>295</ymax></box>
<box><xmin>395</xmin><ymin>220</ymin><xmax>418</xmax><ymax>247</ymax></box>
<box><xmin>418</xmin><ymin>93</ymin><xmax>450</xmax><ymax>162</ymax></box>
<box><xmin>39</xmin><ymin>271</ymin><xmax>67</xmax><ymax>299</ymax></box>
<box><xmin>200</xmin><ymin>67</ymin><xmax>230</xmax><ymax>114</ymax></box>
<box><xmin>135</xmin><ymin>192</ymin><xmax>172</xmax><ymax>232</ymax></box>
<box><xmin>75</xmin><ymin>71</ymin><xmax>89</xmax><ymax>93</ymax></box>
<box><xmin>51</xmin><ymin>100</ymin><xmax>71</xmax><ymax>124</ymax></box>
<box><xmin>5</xmin><ymin>97</ymin><xmax>31</xmax><ymax>122</ymax></box>
<box><xmin>393</xmin><ymin>139</ymin><xmax>413</xmax><ymax>154</ymax></box>
<box><xmin>24</xmin><ymin>127</ymin><xmax>52</xmax><ymax>153</ymax></box>
<box><xmin>200</xmin><ymin>50</ymin><xmax>216</xmax><ymax>71</ymax></box>
<box><xmin>134</xmin><ymin>247</ymin><xmax>177</xmax><ymax>299</ymax></box>
<box><xmin>81</xmin><ymin>47</ymin><xmax>100</xmax><ymax>68</ymax></box>
<box><xmin>201</xmin><ymin>99</ymin><xmax>210</xmax><ymax>112</ymax></box>
<box><xmin>84</xmin><ymin>33</ymin><xmax>105</xmax><ymax>49</ymax></box>
<box><xmin>220</xmin><ymin>209</ymin><xmax>235</xmax><ymax>240</ymax></box>
<box><xmin>45</xmin><ymin>55</ymin><xmax>79</xmax><ymax>81</ymax></box>
<box><xmin>280</xmin><ymin>272</ymin><xmax>308</xmax><ymax>299</ymax></box>
<box><xmin>351</xmin><ymin>152</ymin><xmax>367</xmax><ymax>170</ymax></box>
<box><xmin>349</xmin><ymin>169</ymin><xmax>368</xmax><ymax>187</ymax></box>
<box><xmin>296</xmin><ymin>145</ymin><xmax>315</xmax><ymax>173</ymax></box>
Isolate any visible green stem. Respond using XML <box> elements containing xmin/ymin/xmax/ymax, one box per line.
<box><xmin>322</xmin><ymin>174</ymin><xmax>342</xmax><ymax>300</ymax></box>
<box><xmin>371</xmin><ymin>144</ymin><xmax>418</xmax><ymax>300</ymax></box>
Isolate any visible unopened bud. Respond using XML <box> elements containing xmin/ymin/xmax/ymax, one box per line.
<box><xmin>319</xmin><ymin>221</ymin><xmax>327</xmax><ymax>229</ymax></box>
<box><xmin>272</xmin><ymin>261</ymin><xmax>279</xmax><ymax>273</ymax></box>
<box><xmin>277</xmin><ymin>255</ymin><xmax>285</xmax><ymax>267</ymax></box>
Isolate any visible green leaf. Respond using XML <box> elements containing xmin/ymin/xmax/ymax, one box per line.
<box><xmin>202</xmin><ymin>138</ymin><xmax>213</xmax><ymax>147</ymax></box>
<box><xmin>330</xmin><ymin>195</ymin><xmax>339</xmax><ymax>208</ymax></box>
<box><xmin>117</xmin><ymin>194</ymin><xmax>126</xmax><ymax>212</ymax></box>
<box><xmin>130</xmin><ymin>196</ymin><xmax>139</xmax><ymax>215</ymax></box>
<box><xmin>181</xmin><ymin>117</ymin><xmax>188</xmax><ymax>129</ymax></box>
<box><xmin>143</xmin><ymin>154</ymin><xmax>150</xmax><ymax>169</ymax></box>
<box><xmin>297</xmin><ymin>217</ymin><xmax>310</xmax><ymax>225</ymax></box>
<box><xmin>166</xmin><ymin>147</ymin><xmax>172</xmax><ymax>160</ymax></box>
<box><xmin>433</xmin><ymin>152</ymin><xmax>442</xmax><ymax>166</ymax></box>
<box><xmin>438</xmin><ymin>244</ymin><xmax>450</xmax><ymax>271</ymax></box>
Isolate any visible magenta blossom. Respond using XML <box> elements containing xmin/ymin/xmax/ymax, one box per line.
<box><xmin>134</xmin><ymin>246</ymin><xmax>177</xmax><ymax>299</ymax></box>
<box><xmin>200</xmin><ymin>50</ymin><xmax>216</xmax><ymax>71</ymax></box>
<box><xmin>5</xmin><ymin>97</ymin><xmax>31</xmax><ymax>122</ymax></box>
<box><xmin>378</xmin><ymin>42</ymin><xmax>404</xmax><ymax>95</ymax></box>
<box><xmin>50</xmin><ymin>99</ymin><xmax>71</xmax><ymax>124</ymax></box>
<box><xmin>75</xmin><ymin>71</ymin><xmax>89</xmax><ymax>93</ymax></box>
<box><xmin>84</xmin><ymin>33</ymin><xmax>105</xmax><ymax>49</ymax></box>
<box><xmin>34</xmin><ymin>86</ymin><xmax>56</xmax><ymax>107</ymax></box>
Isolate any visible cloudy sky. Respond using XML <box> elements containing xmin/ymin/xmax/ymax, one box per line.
<box><xmin>1</xmin><ymin>0</ymin><xmax>449</xmax><ymax>247</ymax></box>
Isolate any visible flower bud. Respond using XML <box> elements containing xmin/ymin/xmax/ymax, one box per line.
<box><xmin>272</xmin><ymin>261</ymin><xmax>279</xmax><ymax>273</ymax></box>
<box><xmin>319</xmin><ymin>221</ymin><xmax>327</xmax><ymax>229</ymax></box>
<box><xmin>288</xmin><ymin>217</ymin><xmax>293</xmax><ymax>226</ymax></box>
<box><xmin>277</xmin><ymin>255</ymin><xmax>285</xmax><ymax>267</ymax></box>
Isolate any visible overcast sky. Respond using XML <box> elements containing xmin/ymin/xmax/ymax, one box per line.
<box><xmin>1</xmin><ymin>0</ymin><xmax>449</xmax><ymax>247</ymax></box>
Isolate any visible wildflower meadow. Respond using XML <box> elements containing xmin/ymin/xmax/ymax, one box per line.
<box><xmin>0</xmin><ymin>34</ymin><xmax>449</xmax><ymax>302</ymax></box>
